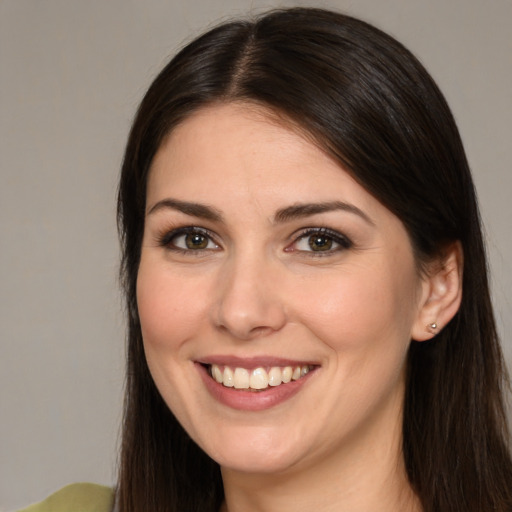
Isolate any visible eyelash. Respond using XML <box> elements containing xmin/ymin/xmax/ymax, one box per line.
<box><xmin>287</xmin><ymin>227</ymin><xmax>353</xmax><ymax>256</ymax></box>
<box><xmin>158</xmin><ymin>226</ymin><xmax>220</xmax><ymax>255</ymax></box>
<box><xmin>157</xmin><ymin>226</ymin><xmax>353</xmax><ymax>256</ymax></box>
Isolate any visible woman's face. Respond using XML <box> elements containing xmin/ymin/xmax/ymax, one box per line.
<box><xmin>137</xmin><ymin>103</ymin><xmax>429</xmax><ymax>475</ymax></box>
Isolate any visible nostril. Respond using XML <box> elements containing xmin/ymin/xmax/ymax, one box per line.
<box><xmin>215</xmin><ymin>321</ymin><xmax>283</xmax><ymax>341</ymax></box>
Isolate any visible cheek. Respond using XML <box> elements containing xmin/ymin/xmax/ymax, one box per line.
<box><xmin>136</xmin><ymin>262</ymin><xmax>210</xmax><ymax>351</ymax></box>
<box><xmin>292</xmin><ymin>260</ymin><xmax>419</xmax><ymax>355</ymax></box>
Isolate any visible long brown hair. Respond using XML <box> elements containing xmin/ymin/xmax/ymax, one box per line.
<box><xmin>117</xmin><ymin>8</ymin><xmax>512</xmax><ymax>511</ymax></box>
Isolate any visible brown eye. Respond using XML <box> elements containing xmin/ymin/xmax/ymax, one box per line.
<box><xmin>308</xmin><ymin>234</ymin><xmax>333</xmax><ymax>251</ymax></box>
<box><xmin>291</xmin><ymin>228</ymin><xmax>352</xmax><ymax>255</ymax></box>
<box><xmin>185</xmin><ymin>232</ymin><xmax>209</xmax><ymax>249</ymax></box>
<box><xmin>162</xmin><ymin>228</ymin><xmax>219</xmax><ymax>251</ymax></box>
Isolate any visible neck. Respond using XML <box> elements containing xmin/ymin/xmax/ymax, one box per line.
<box><xmin>220</xmin><ymin>395</ymin><xmax>421</xmax><ymax>512</ymax></box>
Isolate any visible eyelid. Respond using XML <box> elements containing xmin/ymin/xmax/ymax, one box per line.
<box><xmin>286</xmin><ymin>227</ymin><xmax>353</xmax><ymax>254</ymax></box>
<box><xmin>158</xmin><ymin>226</ymin><xmax>221</xmax><ymax>251</ymax></box>
<box><xmin>154</xmin><ymin>224</ymin><xmax>351</xmax><ymax>256</ymax></box>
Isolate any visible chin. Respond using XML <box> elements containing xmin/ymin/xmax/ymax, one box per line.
<box><xmin>197</xmin><ymin>425</ymin><xmax>308</xmax><ymax>474</ymax></box>
<box><xmin>216</xmin><ymin>449</ymin><xmax>301</xmax><ymax>475</ymax></box>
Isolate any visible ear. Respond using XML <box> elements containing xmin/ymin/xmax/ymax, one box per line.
<box><xmin>411</xmin><ymin>242</ymin><xmax>463</xmax><ymax>341</ymax></box>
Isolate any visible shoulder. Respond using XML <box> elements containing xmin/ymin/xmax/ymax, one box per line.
<box><xmin>17</xmin><ymin>483</ymin><xmax>115</xmax><ymax>512</ymax></box>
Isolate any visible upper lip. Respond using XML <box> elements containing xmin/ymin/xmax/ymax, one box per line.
<box><xmin>196</xmin><ymin>355</ymin><xmax>318</xmax><ymax>369</ymax></box>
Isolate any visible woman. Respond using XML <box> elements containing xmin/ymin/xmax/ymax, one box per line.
<box><xmin>116</xmin><ymin>7</ymin><xmax>512</xmax><ymax>511</ymax></box>
<box><xmin>22</xmin><ymin>6</ymin><xmax>512</xmax><ymax>512</ymax></box>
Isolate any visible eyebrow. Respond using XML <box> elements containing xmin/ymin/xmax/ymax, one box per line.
<box><xmin>274</xmin><ymin>201</ymin><xmax>375</xmax><ymax>225</ymax></box>
<box><xmin>147</xmin><ymin>198</ymin><xmax>374</xmax><ymax>226</ymax></box>
<box><xmin>147</xmin><ymin>198</ymin><xmax>224</xmax><ymax>222</ymax></box>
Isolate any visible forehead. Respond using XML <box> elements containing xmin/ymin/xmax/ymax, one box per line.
<box><xmin>147</xmin><ymin>103</ymin><xmax>372</xmax><ymax>210</ymax></box>
<box><xmin>152</xmin><ymin>103</ymin><xmax>325</xmax><ymax>175</ymax></box>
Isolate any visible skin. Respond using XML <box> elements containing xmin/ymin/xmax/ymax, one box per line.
<box><xmin>137</xmin><ymin>102</ymin><xmax>460</xmax><ymax>512</ymax></box>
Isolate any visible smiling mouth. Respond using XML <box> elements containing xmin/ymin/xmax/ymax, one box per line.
<box><xmin>207</xmin><ymin>364</ymin><xmax>314</xmax><ymax>391</ymax></box>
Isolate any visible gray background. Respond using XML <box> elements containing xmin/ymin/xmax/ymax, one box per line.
<box><xmin>1</xmin><ymin>0</ymin><xmax>510</xmax><ymax>510</ymax></box>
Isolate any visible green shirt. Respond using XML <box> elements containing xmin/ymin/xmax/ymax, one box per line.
<box><xmin>18</xmin><ymin>483</ymin><xmax>114</xmax><ymax>512</ymax></box>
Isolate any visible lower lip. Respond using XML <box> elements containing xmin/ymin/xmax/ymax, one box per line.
<box><xmin>196</xmin><ymin>364</ymin><xmax>315</xmax><ymax>411</ymax></box>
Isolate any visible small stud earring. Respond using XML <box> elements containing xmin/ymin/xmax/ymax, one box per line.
<box><xmin>429</xmin><ymin>322</ymin><xmax>438</xmax><ymax>330</ymax></box>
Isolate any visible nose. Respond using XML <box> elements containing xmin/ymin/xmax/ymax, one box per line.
<box><xmin>213</xmin><ymin>253</ymin><xmax>287</xmax><ymax>340</ymax></box>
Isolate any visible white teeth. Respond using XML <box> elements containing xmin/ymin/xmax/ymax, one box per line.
<box><xmin>212</xmin><ymin>365</ymin><xmax>223</xmax><ymax>383</ymax></box>
<box><xmin>209</xmin><ymin>363</ymin><xmax>312</xmax><ymax>390</ymax></box>
<box><xmin>233</xmin><ymin>368</ymin><xmax>250</xmax><ymax>389</ymax></box>
<box><xmin>282</xmin><ymin>366</ymin><xmax>292</xmax><ymax>383</ymax></box>
<box><xmin>223</xmin><ymin>366</ymin><xmax>234</xmax><ymax>387</ymax></box>
<box><xmin>301</xmin><ymin>366</ymin><xmax>310</xmax><ymax>377</ymax></box>
<box><xmin>268</xmin><ymin>367</ymin><xmax>282</xmax><ymax>387</ymax></box>
<box><xmin>249</xmin><ymin>367</ymin><xmax>268</xmax><ymax>389</ymax></box>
